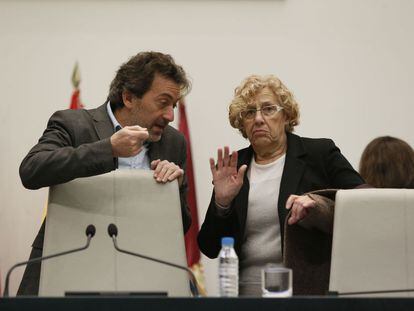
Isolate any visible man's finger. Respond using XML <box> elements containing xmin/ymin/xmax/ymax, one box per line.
<box><xmin>126</xmin><ymin>125</ymin><xmax>148</xmax><ymax>131</ymax></box>
<box><xmin>151</xmin><ymin>159</ymin><xmax>161</xmax><ymax>170</ymax></box>
<box><xmin>167</xmin><ymin>168</ymin><xmax>184</xmax><ymax>182</ymax></box>
<box><xmin>162</xmin><ymin>166</ymin><xmax>176</xmax><ymax>182</ymax></box>
<box><xmin>154</xmin><ymin>160</ymin><xmax>169</xmax><ymax>175</ymax></box>
<box><xmin>153</xmin><ymin>161</ymin><xmax>165</xmax><ymax>178</ymax></box>
<box><xmin>156</xmin><ymin>162</ymin><xmax>171</xmax><ymax>181</ymax></box>
<box><xmin>131</xmin><ymin>146</ymin><xmax>143</xmax><ymax>156</ymax></box>
<box><xmin>129</xmin><ymin>129</ymin><xmax>149</xmax><ymax>141</ymax></box>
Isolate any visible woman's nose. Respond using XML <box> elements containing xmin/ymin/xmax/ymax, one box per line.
<box><xmin>254</xmin><ymin>109</ymin><xmax>265</xmax><ymax>123</ymax></box>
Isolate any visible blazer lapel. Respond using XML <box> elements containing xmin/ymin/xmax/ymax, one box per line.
<box><xmin>278</xmin><ymin>132</ymin><xmax>306</xmax><ymax>239</ymax></box>
<box><xmin>148</xmin><ymin>141</ymin><xmax>160</xmax><ymax>163</ymax></box>
<box><xmin>88</xmin><ymin>103</ymin><xmax>115</xmax><ymax>140</ymax></box>
<box><xmin>234</xmin><ymin>146</ymin><xmax>254</xmax><ymax>241</ymax></box>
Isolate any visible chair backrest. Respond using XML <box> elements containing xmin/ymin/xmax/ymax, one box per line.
<box><xmin>329</xmin><ymin>188</ymin><xmax>414</xmax><ymax>297</ymax></box>
<box><xmin>39</xmin><ymin>170</ymin><xmax>189</xmax><ymax>297</ymax></box>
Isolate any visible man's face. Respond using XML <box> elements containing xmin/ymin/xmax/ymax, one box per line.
<box><xmin>128</xmin><ymin>74</ymin><xmax>181</xmax><ymax>142</ymax></box>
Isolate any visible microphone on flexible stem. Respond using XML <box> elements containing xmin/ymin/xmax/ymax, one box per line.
<box><xmin>3</xmin><ymin>224</ymin><xmax>96</xmax><ymax>297</ymax></box>
<box><xmin>107</xmin><ymin>223</ymin><xmax>199</xmax><ymax>297</ymax></box>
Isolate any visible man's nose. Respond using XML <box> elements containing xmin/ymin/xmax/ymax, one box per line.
<box><xmin>163</xmin><ymin>106</ymin><xmax>174</xmax><ymax>122</ymax></box>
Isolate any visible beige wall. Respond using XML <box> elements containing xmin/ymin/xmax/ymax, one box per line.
<box><xmin>0</xmin><ymin>0</ymin><xmax>413</xmax><ymax>296</ymax></box>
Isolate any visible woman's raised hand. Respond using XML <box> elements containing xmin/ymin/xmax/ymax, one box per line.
<box><xmin>209</xmin><ymin>146</ymin><xmax>247</xmax><ymax>207</ymax></box>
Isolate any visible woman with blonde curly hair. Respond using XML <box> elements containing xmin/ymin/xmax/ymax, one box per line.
<box><xmin>198</xmin><ymin>74</ymin><xmax>365</xmax><ymax>296</ymax></box>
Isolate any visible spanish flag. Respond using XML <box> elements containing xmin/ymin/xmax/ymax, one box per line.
<box><xmin>69</xmin><ymin>62</ymin><xmax>84</xmax><ymax>110</ymax></box>
<box><xmin>179</xmin><ymin>99</ymin><xmax>206</xmax><ymax>296</ymax></box>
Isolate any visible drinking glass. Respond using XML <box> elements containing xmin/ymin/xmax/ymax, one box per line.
<box><xmin>261</xmin><ymin>265</ymin><xmax>292</xmax><ymax>297</ymax></box>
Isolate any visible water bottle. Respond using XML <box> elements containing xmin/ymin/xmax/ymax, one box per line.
<box><xmin>219</xmin><ymin>237</ymin><xmax>239</xmax><ymax>297</ymax></box>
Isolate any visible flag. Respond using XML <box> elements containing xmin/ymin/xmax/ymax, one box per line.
<box><xmin>69</xmin><ymin>62</ymin><xmax>84</xmax><ymax>110</ymax></box>
<box><xmin>41</xmin><ymin>62</ymin><xmax>85</xmax><ymax>222</ymax></box>
<box><xmin>178</xmin><ymin>99</ymin><xmax>206</xmax><ymax>295</ymax></box>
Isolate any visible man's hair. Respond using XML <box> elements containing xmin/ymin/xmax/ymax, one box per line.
<box><xmin>108</xmin><ymin>51</ymin><xmax>191</xmax><ymax>110</ymax></box>
<box><xmin>359</xmin><ymin>136</ymin><xmax>414</xmax><ymax>188</ymax></box>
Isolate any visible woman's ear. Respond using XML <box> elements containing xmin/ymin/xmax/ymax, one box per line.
<box><xmin>241</xmin><ymin>127</ymin><xmax>248</xmax><ymax>139</ymax></box>
<box><xmin>281</xmin><ymin>111</ymin><xmax>290</xmax><ymax>131</ymax></box>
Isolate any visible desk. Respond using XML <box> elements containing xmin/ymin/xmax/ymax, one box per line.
<box><xmin>1</xmin><ymin>297</ymin><xmax>414</xmax><ymax>311</ymax></box>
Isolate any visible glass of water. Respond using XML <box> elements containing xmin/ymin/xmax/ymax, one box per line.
<box><xmin>261</xmin><ymin>265</ymin><xmax>292</xmax><ymax>297</ymax></box>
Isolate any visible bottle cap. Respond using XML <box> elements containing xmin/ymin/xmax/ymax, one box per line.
<box><xmin>221</xmin><ymin>237</ymin><xmax>234</xmax><ymax>247</ymax></box>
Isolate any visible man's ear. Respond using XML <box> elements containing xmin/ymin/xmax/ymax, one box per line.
<box><xmin>122</xmin><ymin>90</ymin><xmax>138</xmax><ymax>109</ymax></box>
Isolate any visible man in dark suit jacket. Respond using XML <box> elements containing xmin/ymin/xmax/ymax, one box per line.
<box><xmin>18</xmin><ymin>51</ymin><xmax>192</xmax><ymax>295</ymax></box>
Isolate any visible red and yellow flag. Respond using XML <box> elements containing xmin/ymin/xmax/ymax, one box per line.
<box><xmin>42</xmin><ymin>63</ymin><xmax>85</xmax><ymax>221</ymax></box>
<box><xmin>178</xmin><ymin>100</ymin><xmax>206</xmax><ymax>295</ymax></box>
<box><xmin>70</xmin><ymin>62</ymin><xmax>84</xmax><ymax>110</ymax></box>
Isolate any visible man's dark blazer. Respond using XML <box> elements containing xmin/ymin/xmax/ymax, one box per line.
<box><xmin>17</xmin><ymin>103</ymin><xmax>191</xmax><ymax>295</ymax></box>
<box><xmin>197</xmin><ymin>132</ymin><xmax>364</xmax><ymax>294</ymax></box>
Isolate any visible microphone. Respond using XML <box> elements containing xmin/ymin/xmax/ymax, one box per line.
<box><xmin>107</xmin><ymin>223</ymin><xmax>199</xmax><ymax>297</ymax></box>
<box><xmin>3</xmin><ymin>224</ymin><xmax>96</xmax><ymax>297</ymax></box>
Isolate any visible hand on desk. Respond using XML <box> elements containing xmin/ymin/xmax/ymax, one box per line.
<box><xmin>151</xmin><ymin>159</ymin><xmax>184</xmax><ymax>185</ymax></box>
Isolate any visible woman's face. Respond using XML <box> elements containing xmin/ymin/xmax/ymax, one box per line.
<box><xmin>242</xmin><ymin>87</ymin><xmax>287</xmax><ymax>150</ymax></box>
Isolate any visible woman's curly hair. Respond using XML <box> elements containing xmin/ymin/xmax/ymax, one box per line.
<box><xmin>228</xmin><ymin>75</ymin><xmax>300</xmax><ymax>138</ymax></box>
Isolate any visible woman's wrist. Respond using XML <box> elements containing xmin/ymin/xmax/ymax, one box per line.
<box><xmin>215</xmin><ymin>200</ymin><xmax>230</xmax><ymax>209</ymax></box>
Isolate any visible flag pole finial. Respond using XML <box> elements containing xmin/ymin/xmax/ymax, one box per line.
<box><xmin>71</xmin><ymin>62</ymin><xmax>81</xmax><ymax>89</ymax></box>
<box><xmin>69</xmin><ymin>61</ymin><xmax>85</xmax><ymax>109</ymax></box>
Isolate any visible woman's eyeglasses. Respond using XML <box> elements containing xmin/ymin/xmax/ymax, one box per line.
<box><xmin>239</xmin><ymin>105</ymin><xmax>283</xmax><ymax>120</ymax></box>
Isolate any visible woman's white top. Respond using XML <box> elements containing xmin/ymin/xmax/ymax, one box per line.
<box><xmin>239</xmin><ymin>154</ymin><xmax>286</xmax><ymax>296</ymax></box>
